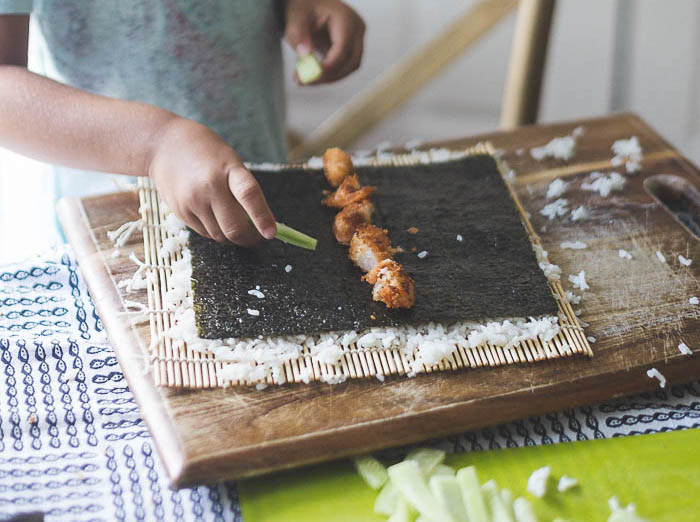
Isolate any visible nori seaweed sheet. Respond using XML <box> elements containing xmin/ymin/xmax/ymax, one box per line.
<box><xmin>190</xmin><ymin>155</ymin><xmax>558</xmax><ymax>339</ymax></box>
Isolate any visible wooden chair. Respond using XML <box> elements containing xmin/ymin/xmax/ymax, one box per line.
<box><xmin>290</xmin><ymin>0</ymin><xmax>556</xmax><ymax>159</ymax></box>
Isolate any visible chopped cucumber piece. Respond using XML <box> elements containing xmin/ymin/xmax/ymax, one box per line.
<box><xmin>431</xmin><ymin>464</ymin><xmax>455</xmax><ymax>477</ymax></box>
<box><xmin>608</xmin><ymin>508</ymin><xmax>647</xmax><ymax>522</ymax></box>
<box><xmin>513</xmin><ymin>497</ymin><xmax>538</xmax><ymax>522</ymax></box>
<box><xmin>482</xmin><ymin>480</ymin><xmax>514</xmax><ymax>522</ymax></box>
<box><xmin>429</xmin><ymin>475</ymin><xmax>469</xmax><ymax>522</ymax></box>
<box><xmin>274</xmin><ymin>222</ymin><xmax>317</xmax><ymax>250</ymax></box>
<box><xmin>500</xmin><ymin>489</ymin><xmax>516</xmax><ymax>521</ymax></box>
<box><xmin>353</xmin><ymin>455</ymin><xmax>388</xmax><ymax>490</ymax></box>
<box><xmin>456</xmin><ymin>466</ymin><xmax>489</xmax><ymax>522</ymax></box>
<box><xmin>375</xmin><ymin>480</ymin><xmax>401</xmax><ymax>516</ymax></box>
<box><xmin>405</xmin><ymin>448</ymin><xmax>446</xmax><ymax>476</ymax></box>
<box><xmin>296</xmin><ymin>54</ymin><xmax>322</xmax><ymax>84</ymax></box>
<box><xmin>388</xmin><ymin>460</ymin><xmax>454</xmax><ymax>522</ymax></box>
<box><xmin>388</xmin><ymin>496</ymin><xmax>417</xmax><ymax>522</ymax></box>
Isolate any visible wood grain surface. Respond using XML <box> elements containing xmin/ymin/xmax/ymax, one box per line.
<box><xmin>57</xmin><ymin>113</ymin><xmax>700</xmax><ymax>488</ymax></box>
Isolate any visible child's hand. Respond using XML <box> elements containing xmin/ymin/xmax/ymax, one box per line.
<box><xmin>148</xmin><ymin>118</ymin><xmax>277</xmax><ymax>246</ymax></box>
<box><xmin>284</xmin><ymin>0</ymin><xmax>365</xmax><ymax>84</ymax></box>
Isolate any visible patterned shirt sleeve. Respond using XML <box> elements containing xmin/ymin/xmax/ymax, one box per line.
<box><xmin>0</xmin><ymin>0</ymin><xmax>32</xmax><ymax>14</ymax></box>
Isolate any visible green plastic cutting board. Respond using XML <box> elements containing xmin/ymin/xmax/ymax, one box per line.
<box><xmin>239</xmin><ymin>428</ymin><xmax>700</xmax><ymax>521</ymax></box>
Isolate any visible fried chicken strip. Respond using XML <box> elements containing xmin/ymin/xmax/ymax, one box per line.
<box><xmin>323</xmin><ymin>147</ymin><xmax>353</xmax><ymax>187</ymax></box>
<box><xmin>333</xmin><ymin>199</ymin><xmax>374</xmax><ymax>245</ymax></box>
<box><xmin>349</xmin><ymin>223</ymin><xmax>396</xmax><ymax>272</ymax></box>
<box><xmin>363</xmin><ymin>259</ymin><xmax>416</xmax><ymax>309</ymax></box>
<box><xmin>322</xmin><ymin>174</ymin><xmax>376</xmax><ymax>208</ymax></box>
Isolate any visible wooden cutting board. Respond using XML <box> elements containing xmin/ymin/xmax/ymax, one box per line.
<box><xmin>57</xmin><ymin>113</ymin><xmax>700</xmax><ymax>488</ymax></box>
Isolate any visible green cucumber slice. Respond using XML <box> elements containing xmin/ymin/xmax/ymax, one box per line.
<box><xmin>405</xmin><ymin>448</ymin><xmax>446</xmax><ymax>476</ymax></box>
<box><xmin>456</xmin><ymin>466</ymin><xmax>489</xmax><ymax>522</ymax></box>
<box><xmin>353</xmin><ymin>455</ymin><xmax>388</xmax><ymax>490</ymax></box>
<box><xmin>296</xmin><ymin>54</ymin><xmax>322</xmax><ymax>84</ymax></box>
<box><xmin>429</xmin><ymin>475</ymin><xmax>469</xmax><ymax>522</ymax></box>
<box><xmin>513</xmin><ymin>497</ymin><xmax>538</xmax><ymax>522</ymax></box>
<box><xmin>388</xmin><ymin>460</ymin><xmax>454</xmax><ymax>522</ymax></box>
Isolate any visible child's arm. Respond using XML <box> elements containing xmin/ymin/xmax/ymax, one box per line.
<box><xmin>0</xmin><ymin>15</ymin><xmax>276</xmax><ymax>246</ymax></box>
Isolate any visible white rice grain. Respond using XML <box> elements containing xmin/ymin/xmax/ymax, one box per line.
<box><xmin>530</xmin><ymin>135</ymin><xmax>576</xmax><ymax>161</ymax></box>
<box><xmin>247</xmin><ymin>309</ymin><xmax>260</xmax><ymax>317</ymax></box>
<box><xmin>582</xmin><ymin>172</ymin><xmax>626</xmax><ymax>197</ymax></box>
<box><xmin>679</xmin><ymin>255</ymin><xmax>692</xmax><ymax>267</ymax></box>
<box><xmin>618</xmin><ymin>249</ymin><xmax>633</xmax><ymax>260</ymax></box>
<box><xmin>284</xmin><ymin>265</ymin><xmax>292</xmax><ymax>273</ymax></box>
<box><xmin>656</xmin><ymin>250</ymin><xmax>666</xmax><ymax>263</ymax></box>
<box><xmin>570</xmin><ymin>206</ymin><xmax>589</xmax><ymax>221</ymax></box>
<box><xmin>540</xmin><ymin>198</ymin><xmax>569</xmax><ymax>220</ymax></box>
<box><xmin>247</xmin><ymin>289</ymin><xmax>265</xmax><ymax>299</ymax></box>
<box><xmin>646</xmin><ymin>367</ymin><xmax>666</xmax><ymax>388</ymax></box>
<box><xmin>568</xmin><ymin>271</ymin><xmax>589</xmax><ymax>291</ymax></box>
<box><xmin>690</xmin><ymin>297</ymin><xmax>699</xmax><ymax>305</ymax></box>
<box><xmin>560</xmin><ymin>241</ymin><xmax>587</xmax><ymax>250</ymax></box>
<box><xmin>546</xmin><ymin>178</ymin><xmax>569</xmax><ymax>199</ymax></box>
<box><xmin>557</xmin><ymin>475</ymin><xmax>578</xmax><ymax>492</ymax></box>
<box><xmin>678</xmin><ymin>343</ymin><xmax>692</xmax><ymax>355</ymax></box>
<box><xmin>417</xmin><ymin>251</ymin><xmax>428</xmax><ymax>259</ymax></box>
<box><xmin>527</xmin><ymin>466</ymin><xmax>551</xmax><ymax>498</ymax></box>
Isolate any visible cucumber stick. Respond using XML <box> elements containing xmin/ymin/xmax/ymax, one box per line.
<box><xmin>405</xmin><ymin>448</ymin><xmax>446</xmax><ymax>476</ymax></box>
<box><xmin>388</xmin><ymin>460</ymin><xmax>455</xmax><ymax>522</ymax></box>
<box><xmin>387</xmin><ymin>497</ymin><xmax>416</xmax><ymax>522</ymax></box>
<box><xmin>513</xmin><ymin>497</ymin><xmax>538</xmax><ymax>522</ymax></box>
<box><xmin>296</xmin><ymin>54</ymin><xmax>322</xmax><ymax>84</ymax></box>
<box><xmin>429</xmin><ymin>475</ymin><xmax>469</xmax><ymax>522</ymax></box>
<box><xmin>456</xmin><ymin>466</ymin><xmax>489</xmax><ymax>522</ymax></box>
<box><xmin>374</xmin><ymin>480</ymin><xmax>401</xmax><ymax>516</ymax></box>
<box><xmin>431</xmin><ymin>464</ymin><xmax>455</xmax><ymax>477</ymax></box>
<box><xmin>353</xmin><ymin>456</ymin><xmax>388</xmax><ymax>490</ymax></box>
<box><xmin>482</xmin><ymin>480</ymin><xmax>514</xmax><ymax>522</ymax></box>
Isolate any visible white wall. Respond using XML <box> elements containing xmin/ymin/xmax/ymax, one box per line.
<box><xmin>2</xmin><ymin>0</ymin><xmax>700</xmax><ymax>262</ymax></box>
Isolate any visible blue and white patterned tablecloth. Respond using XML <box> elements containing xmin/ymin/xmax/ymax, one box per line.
<box><xmin>0</xmin><ymin>249</ymin><xmax>698</xmax><ymax>521</ymax></box>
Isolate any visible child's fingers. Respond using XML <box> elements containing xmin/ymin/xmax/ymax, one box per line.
<box><xmin>211</xmin><ymin>190</ymin><xmax>262</xmax><ymax>247</ymax></box>
<box><xmin>181</xmin><ymin>209</ymin><xmax>211</xmax><ymax>240</ymax></box>
<box><xmin>227</xmin><ymin>165</ymin><xmax>277</xmax><ymax>240</ymax></box>
<box><xmin>193</xmin><ymin>204</ymin><xmax>230</xmax><ymax>244</ymax></box>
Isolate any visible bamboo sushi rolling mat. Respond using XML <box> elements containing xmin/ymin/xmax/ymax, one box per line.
<box><xmin>137</xmin><ymin>145</ymin><xmax>591</xmax><ymax>389</ymax></box>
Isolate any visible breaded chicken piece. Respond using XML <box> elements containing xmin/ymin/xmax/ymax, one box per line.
<box><xmin>332</xmin><ymin>200</ymin><xmax>374</xmax><ymax>245</ymax></box>
<box><xmin>323</xmin><ymin>147</ymin><xmax>353</xmax><ymax>187</ymax></box>
<box><xmin>322</xmin><ymin>174</ymin><xmax>376</xmax><ymax>208</ymax></box>
<box><xmin>363</xmin><ymin>259</ymin><xmax>416</xmax><ymax>309</ymax></box>
<box><xmin>349</xmin><ymin>223</ymin><xmax>395</xmax><ymax>273</ymax></box>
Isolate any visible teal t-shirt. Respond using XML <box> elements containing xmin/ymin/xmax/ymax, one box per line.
<box><xmin>0</xmin><ymin>0</ymin><xmax>288</xmax><ymax>200</ymax></box>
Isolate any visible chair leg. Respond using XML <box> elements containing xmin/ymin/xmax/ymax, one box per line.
<box><xmin>500</xmin><ymin>0</ymin><xmax>557</xmax><ymax>129</ymax></box>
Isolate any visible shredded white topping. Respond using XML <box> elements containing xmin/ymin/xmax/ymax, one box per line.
<box><xmin>646</xmin><ymin>367</ymin><xmax>666</xmax><ymax>388</ymax></box>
